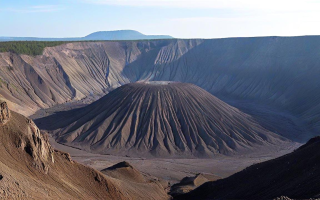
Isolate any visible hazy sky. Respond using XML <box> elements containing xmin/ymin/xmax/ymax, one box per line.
<box><xmin>1</xmin><ymin>0</ymin><xmax>320</xmax><ymax>38</ymax></box>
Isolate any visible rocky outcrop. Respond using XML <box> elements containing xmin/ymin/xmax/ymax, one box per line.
<box><xmin>23</xmin><ymin>119</ymin><xmax>54</xmax><ymax>173</ymax></box>
<box><xmin>0</xmin><ymin>101</ymin><xmax>10</xmax><ymax>125</ymax></box>
<box><xmin>0</xmin><ymin>101</ymin><xmax>53</xmax><ymax>173</ymax></box>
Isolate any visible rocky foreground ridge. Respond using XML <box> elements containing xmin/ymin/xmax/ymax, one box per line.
<box><xmin>0</xmin><ymin>100</ymin><xmax>169</xmax><ymax>199</ymax></box>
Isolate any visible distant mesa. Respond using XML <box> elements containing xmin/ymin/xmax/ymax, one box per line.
<box><xmin>0</xmin><ymin>30</ymin><xmax>173</xmax><ymax>41</ymax></box>
<box><xmin>37</xmin><ymin>82</ymin><xmax>288</xmax><ymax>157</ymax></box>
<box><xmin>84</xmin><ymin>30</ymin><xmax>173</xmax><ymax>40</ymax></box>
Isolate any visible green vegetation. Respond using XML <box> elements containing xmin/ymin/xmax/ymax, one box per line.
<box><xmin>0</xmin><ymin>41</ymin><xmax>68</xmax><ymax>56</ymax></box>
<box><xmin>0</xmin><ymin>38</ymin><xmax>177</xmax><ymax>56</ymax></box>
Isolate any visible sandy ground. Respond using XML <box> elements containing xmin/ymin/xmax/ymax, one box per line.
<box><xmin>49</xmin><ymin>137</ymin><xmax>300</xmax><ymax>184</ymax></box>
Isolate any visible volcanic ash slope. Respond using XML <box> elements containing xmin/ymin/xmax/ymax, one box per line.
<box><xmin>42</xmin><ymin>82</ymin><xmax>288</xmax><ymax>157</ymax></box>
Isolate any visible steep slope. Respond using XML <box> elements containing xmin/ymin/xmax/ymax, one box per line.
<box><xmin>176</xmin><ymin>137</ymin><xmax>320</xmax><ymax>200</ymax></box>
<box><xmin>0</xmin><ymin>101</ymin><xmax>168</xmax><ymax>199</ymax></box>
<box><xmin>0</xmin><ymin>40</ymin><xmax>193</xmax><ymax>116</ymax></box>
<box><xmin>1</xmin><ymin>37</ymin><xmax>320</xmax><ymax>140</ymax></box>
<box><xmin>37</xmin><ymin>82</ymin><xmax>287</xmax><ymax>157</ymax></box>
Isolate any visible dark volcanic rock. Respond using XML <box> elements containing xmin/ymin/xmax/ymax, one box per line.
<box><xmin>176</xmin><ymin>136</ymin><xmax>320</xmax><ymax>200</ymax></box>
<box><xmin>38</xmin><ymin>82</ymin><xmax>287</xmax><ymax>157</ymax></box>
<box><xmin>298</xmin><ymin>136</ymin><xmax>320</xmax><ymax>150</ymax></box>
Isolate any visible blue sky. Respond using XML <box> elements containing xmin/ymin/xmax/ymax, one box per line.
<box><xmin>1</xmin><ymin>0</ymin><xmax>320</xmax><ymax>38</ymax></box>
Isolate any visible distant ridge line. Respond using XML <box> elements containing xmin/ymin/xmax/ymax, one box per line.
<box><xmin>0</xmin><ymin>30</ymin><xmax>173</xmax><ymax>42</ymax></box>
